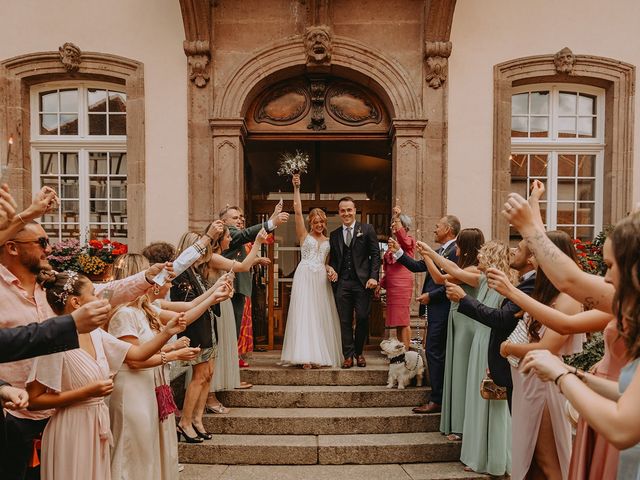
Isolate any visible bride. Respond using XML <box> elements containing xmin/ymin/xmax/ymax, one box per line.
<box><xmin>280</xmin><ymin>173</ymin><xmax>344</xmax><ymax>368</ymax></box>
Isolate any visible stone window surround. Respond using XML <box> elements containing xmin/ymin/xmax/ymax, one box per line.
<box><xmin>493</xmin><ymin>54</ymin><xmax>635</xmax><ymax>239</ymax></box>
<box><xmin>0</xmin><ymin>51</ymin><xmax>145</xmax><ymax>251</ymax></box>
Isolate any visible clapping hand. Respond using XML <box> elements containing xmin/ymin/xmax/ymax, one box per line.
<box><xmin>164</xmin><ymin>313</ymin><xmax>187</xmax><ymax>336</ymax></box>
<box><xmin>0</xmin><ymin>385</ymin><xmax>29</xmax><ymax>410</ymax></box>
<box><xmin>0</xmin><ymin>184</ymin><xmax>17</xmax><ymax>230</ymax></box>
<box><xmin>444</xmin><ymin>280</ymin><xmax>466</xmax><ymax>302</ymax></box>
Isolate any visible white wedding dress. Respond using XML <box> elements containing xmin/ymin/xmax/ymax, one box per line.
<box><xmin>280</xmin><ymin>235</ymin><xmax>344</xmax><ymax>367</ymax></box>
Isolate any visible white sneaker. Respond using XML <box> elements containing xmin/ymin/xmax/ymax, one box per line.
<box><xmin>178</xmin><ymin>464</ymin><xmax>185</xmax><ymax>473</ymax></box>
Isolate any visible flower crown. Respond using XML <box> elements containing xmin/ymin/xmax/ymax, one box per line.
<box><xmin>50</xmin><ymin>270</ymin><xmax>80</xmax><ymax>305</ymax></box>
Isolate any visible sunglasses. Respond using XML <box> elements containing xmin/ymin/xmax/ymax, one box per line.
<box><xmin>11</xmin><ymin>237</ymin><xmax>51</xmax><ymax>249</ymax></box>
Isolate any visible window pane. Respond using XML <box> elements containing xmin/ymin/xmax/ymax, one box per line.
<box><xmin>511</xmin><ymin>116</ymin><xmax>528</xmax><ymax>137</ymax></box>
<box><xmin>530</xmin><ymin>91</ymin><xmax>549</xmax><ymax>115</ymax></box>
<box><xmin>89</xmin><ymin>153</ymin><xmax>108</xmax><ymax>174</ymax></box>
<box><xmin>557</xmin><ymin>203</ymin><xmax>576</xmax><ymax>224</ymax></box>
<box><xmin>61</xmin><ymin>178</ymin><xmax>79</xmax><ymax>198</ymax></box>
<box><xmin>577</xmin><ymin>155</ymin><xmax>595</xmax><ymax>176</ymax></box>
<box><xmin>110</xmin><ymin>225</ymin><xmax>128</xmax><ymax>239</ymax></box>
<box><xmin>511</xmin><ymin>179</ymin><xmax>527</xmax><ymax>198</ymax></box>
<box><xmin>88</xmin><ymin>89</ymin><xmax>107</xmax><ymax>112</ymax></box>
<box><xmin>557</xmin><ymin>180</ymin><xmax>576</xmax><ymax>201</ymax></box>
<box><xmin>89</xmin><ymin>224</ymin><xmax>109</xmax><ymax>238</ymax></box>
<box><xmin>530</xmin><ymin>117</ymin><xmax>548</xmax><ymax>137</ymax></box>
<box><xmin>90</xmin><ymin>200</ymin><xmax>109</xmax><ymax>217</ymax></box>
<box><xmin>110</xmin><ymin>179</ymin><xmax>127</xmax><ymax>199</ymax></box>
<box><xmin>530</xmin><ymin>154</ymin><xmax>548</xmax><ymax>177</ymax></box>
<box><xmin>577</xmin><ymin>203</ymin><xmax>595</xmax><ymax>224</ymax></box>
<box><xmin>108</xmin><ymin>115</ymin><xmax>126</xmax><ymax>135</ymax></box>
<box><xmin>578</xmin><ymin>117</ymin><xmax>595</xmax><ymax>138</ymax></box>
<box><xmin>59</xmin><ymin>89</ymin><xmax>78</xmax><ymax>112</ymax></box>
<box><xmin>512</xmin><ymin>93</ymin><xmax>528</xmax><ymax>115</ymax></box>
<box><xmin>559</xmin><ymin>92</ymin><xmax>577</xmax><ymax>115</ymax></box>
<box><xmin>578</xmin><ymin>94</ymin><xmax>596</xmax><ymax>115</ymax></box>
<box><xmin>90</xmin><ymin>177</ymin><xmax>108</xmax><ymax>198</ymax></box>
<box><xmin>510</xmin><ymin>154</ymin><xmax>528</xmax><ymax>177</ymax></box>
<box><xmin>61</xmin><ymin>200</ymin><xmax>79</xmax><ymax>223</ymax></box>
<box><xmin>558</xmin><ymin>154</ymin><xmax>576</xmax><ymax>177</ymax></box>
<box><xmin>59</xmin><ymin>114</ymin><xmax>78</xmax><ymax>135</ymax></box>
<box><xmin>575</xmin><ymin>226</ymin><xmax>594</xmax><ymax>241</ymax></box>
<box><xmin>40</xmin><ymin>91</ymin><xmax>58</xmax><ymax>112</ymax></box>
<box><xmin>60</xmin><ymin>153</ymin><xmax>78</xmax><ymax>174</ymax></box>
<box><xmin>557</xmin><ymin>225</ymin><xmax>575</xmax><ymax>238</ymax></box>
<box><xmin>558</xmin><ymin>117</ymin><xmax>576</xmax><ymax>138</ymax></box>
<box><xmin>61</xmin><ymin>224</ymin><xmax>80</xmax><ymax>239</ymax></box>
<box><xmin>108</xmin><ymin>92</ymin><xmax>127</xmax><ymax>112</ymax></box>
<box><xmin>42</xmin><ymin>224</ymin><xmax>60</xmax><ymax>240</ymax></box>
<box><xmin>577</xmin><ymin>179</ymin><xmax>595</xmax><ymax>201</ymax></box>
<box><xmin>40</xmin><ymin>114</ymin><xmax>59</xmax><ymax>135</ymax></box>
<box><xmin>110</xmin><ymin>153</ymin><xmax>127</xmax><ymax>175</ymax></box>
<box><xmin>40</xmin><ymin>153</ymin><xmax>58</xmax><ymax>174</ymax></box>
<box><xmin>111</xmin><ymin>200</ymin><xmax>127</xmax><ymax>218</ymax></box>
<box><xmin>89</xmin><ymin>114</ymin><xmax>107</xmax><ymax>135</ymax></box>
<box><xmin>41</xmin><ymin>177</ymin><xmax>59</xmax><ymax>192</ymax></box>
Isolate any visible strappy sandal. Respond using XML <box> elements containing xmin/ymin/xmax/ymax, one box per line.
<box><xmin>447</xmin><ymin>433</ymin><xmax>462</xmax><ymax>441</ymax></box>
<box><xmin>205</xmin><ymin>403</ymin><xmax>230</xmax><ymax>414</ymax></box>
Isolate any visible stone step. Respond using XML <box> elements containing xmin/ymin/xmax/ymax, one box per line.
<box><xmin>217</xmin><ymin>385</ymin><xmax>430</xmax><ymax>408</ymax></box>
<box><xmin>241</xmin><ymin>366</ymin><xmax>391</xmax><ymax>386</ymax></box>
<box><xmin>179</xmin><ymin>463</ymin><xmax>491</xmax><ymax>480</ymax></box>
<box><xmin>202</xmin><ymin>407</ymin><xmax>439</xmax><ymax>435</ymax></box>
<box><xmin>179</xmin><ymin>432</ymin><xmax>460</xmax><ymax>465</ymax></box>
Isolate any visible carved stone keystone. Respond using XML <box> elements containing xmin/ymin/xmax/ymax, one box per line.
<box><xmin>554</xmin><ymin>47</ymin><xmax>576</xmax><ymax>74</ymax></box>
<box><xmin>58</xmin><ymin>42</ymin><xmax>82</xmax><ymax>72</ymax></box>
<box><xmin>305</xmin><ymin>25</ymin><xmax>332</xmax><ymax>68</ymax></box>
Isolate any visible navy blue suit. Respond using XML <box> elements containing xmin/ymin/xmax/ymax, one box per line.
<box><xmin>458</xmin><ymin>272</ymin><xmax>536</xmax><ymax>409</ymax></box>
<box><xmin>396</xmin><ymin>241</ymin><xmax>458</xmax><ymax>405</ymax></box>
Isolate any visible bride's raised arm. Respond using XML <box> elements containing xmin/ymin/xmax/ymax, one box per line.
<box><xmin>292</xmin><ymin>174</ymin><xmax>307</xmax><ymax>244</ymax></box>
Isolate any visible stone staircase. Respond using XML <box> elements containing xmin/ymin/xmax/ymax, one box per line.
<box><xmin>178</xmin><ymin>352</ymin><xmax>490</xmax><ymax>479</ymax></box>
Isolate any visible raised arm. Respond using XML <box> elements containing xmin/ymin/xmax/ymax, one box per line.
<box><xmin>210</xmin><ymin>229</ymin><xmax>268</xmax><ymax>272</ymax></box>
<box><xmin>504</xmin><ymin>193</ymin><xmax>614</xmax><ymax>312</ymax></box>
<box><xmin>418</xmin><ymin>241</ymin><xmax>480</xmax><ymax>287</ymax></box>
<box><xmin>487</xmin><ymin>268</ymin><xmax>611</xmax><ymax>334</ymax></box>
<box><xmin>292</xmin><ymin>174</ymin><xmax>307</xmax><ymax>244</ymax></box>
<box><xmin>0</xmin><ymin>186</ymin><xmax>59</xmax><ymax>245</ymax></box>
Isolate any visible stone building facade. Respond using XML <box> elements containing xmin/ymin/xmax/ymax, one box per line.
<box><xmin>0</xmin><ymin>0</ymin><xmax>637</xmax><ymax>346</ymax></box>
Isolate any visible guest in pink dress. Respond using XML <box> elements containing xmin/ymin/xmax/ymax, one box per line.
<box><xmin>569</xmin><ymin>318</ymin><xmax>628</xmax><ymax>480</ymax></box>
<box><xmin>25</xmin><ymin>271</ymin><xmax>188</xmax><ymax>480</ymax></box>
<box><xmin>380</xmin><ymin>207</ymin><xmax>415</xmax><ymax>349</ymax></box>
<box><xmin>499</xmin><ymin>231</ymin><xmax>585</xmax><ymax>480</ymax></box>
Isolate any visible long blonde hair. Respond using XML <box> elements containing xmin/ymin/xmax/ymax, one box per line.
<box><xmin>111</xmin><ymin>253</ymin><xmax>162</xmax><ymax>332</ymax></box>
<box><xmin>478</xmin><ymin>240</ymin><xmax>518</xmax><ymax>285</ymax></box>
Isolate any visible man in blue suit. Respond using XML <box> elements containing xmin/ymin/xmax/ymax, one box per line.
<box><xmin>389</xmin><ymin>215</ymin><xmax>460</xmax><ymax>414</ymax></box>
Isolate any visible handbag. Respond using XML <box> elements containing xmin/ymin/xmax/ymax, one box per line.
<box><xmin>505</xmin><ymin>317</ymin><xmax>530</xmax><ymax>367</ymax></box>
<box><xmin>155</xmin><ymin>366</ymin><xmax>178</xmax><ymax>422</ymax></box>
<box><xmin>480</xmin><ymin>369</ymin><xmax>507</xmax><ymax>401</ymax></box>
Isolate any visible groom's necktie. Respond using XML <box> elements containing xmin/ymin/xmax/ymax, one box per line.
<box><xmin>345</xmin><ymin>227</ymin><xmax>353</xmax><ymax>247</ymax></box>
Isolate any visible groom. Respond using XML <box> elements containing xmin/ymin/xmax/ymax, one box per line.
<box><xmin>327</xmin><ymin>197</ymin><xmax>381</xmax><ymax>368</ymax></box>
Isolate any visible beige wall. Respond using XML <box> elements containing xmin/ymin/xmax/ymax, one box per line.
<box><xmin>0</xmin><ymin>0</ymin><xmax>188</xmax><ymax>245</ymax></box>
<box><xmin>449</xmin><ymin>0</ymin><xmax>640</xmax><ymax>237</ymax></box>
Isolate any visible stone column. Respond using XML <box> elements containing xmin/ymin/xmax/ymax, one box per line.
<box><xmin>209</xmin><ymin>118</ymin><xmax>247</xmax><ymax>216</ymax></box>
<box><xmin>391</xmin><ymin>119</ymin><xmax>429</xmax><ymax>237</ymax></box>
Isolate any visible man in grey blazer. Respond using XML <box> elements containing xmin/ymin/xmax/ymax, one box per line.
<box><xmin>220</xmin><ymin>205</ymin><xmax>289</xmax><ymax>338</ymax></box>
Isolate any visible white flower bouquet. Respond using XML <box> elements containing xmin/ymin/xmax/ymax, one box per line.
<box><xmin>277</xmin><ymin>150</ymin><xmax>309</xmax><ymax>176</ymax></box>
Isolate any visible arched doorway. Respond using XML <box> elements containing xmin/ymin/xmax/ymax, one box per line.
<box><xmin>244</xmin><ymin>75</ymin><xmax>392</xmax><ymax>349</ymax></box>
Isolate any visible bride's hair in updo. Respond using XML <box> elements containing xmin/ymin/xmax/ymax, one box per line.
<box><xmin>308</xmin><ymin>208</ymin><xmax>327</xmax><ymax>235</ymax></box>
<box><xmin>40</xmin><ymin>270</ymin><xmax>91</xmax><ymax>314</ymax></box>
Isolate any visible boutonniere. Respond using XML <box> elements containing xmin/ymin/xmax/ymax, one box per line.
<box><xmin>356</xmin><ymin>227</ymin><xmax>363</xmax><ymax>238</ymax></box>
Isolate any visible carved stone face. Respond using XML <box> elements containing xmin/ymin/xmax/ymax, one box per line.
<box><xmin>58</xmin><ymin>42</ymin><xmax>82</xmax><ymax>72</ymax></box>
<box><xmin>305</xmin><ymin>26</ymin><xmax>332</xmax><ymax>65</ymax></box>
<box><xmin>554</xmin><ymin>47</ymin><xmax>575</xmax><ymax>74</ymax></box>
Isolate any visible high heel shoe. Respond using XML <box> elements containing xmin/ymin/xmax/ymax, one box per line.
<box><xmin>192</xmin><ymin>423</ymin><xmax>212</xmax><ymax>440</ymax></box>
<box><xmin>176</xmin><ymin>425</ymin><xmax>203</xmax><ymax>443</ymax></box>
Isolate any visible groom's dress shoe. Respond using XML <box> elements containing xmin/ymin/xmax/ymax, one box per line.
<box><xmin>342</xmin><ymin>357</ymin><xmax>354</xmax><ymax>369</ymax></box>
<box><xmin>356</xmin><ymin>355</ymin><xmax>366</xmax><ymax>367</ymax></box>
<box><xmin>412</xmin><ymin>402</ymin><xmax>441</xmax><ymax>414</ymax></box>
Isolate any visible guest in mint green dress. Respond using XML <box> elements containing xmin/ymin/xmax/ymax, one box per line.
<box><xmin>459</xmin><ymin>242</ymin><xmax>515</xmax><ymax>476</ymax></box>
<box><xmin>417</xmin><ymin>228</ymin><xmax>485</xmax><ymax>437</ymax></box>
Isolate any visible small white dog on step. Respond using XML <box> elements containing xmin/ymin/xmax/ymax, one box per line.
<box><xmin>380</xmin><ymin>339</ymin><xmax>425</xmax><ymax>389</ymax></box>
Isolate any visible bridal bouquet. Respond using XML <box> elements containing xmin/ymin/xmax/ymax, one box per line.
<box><xmin>277</xmin><ymin>150</ymin><xmax>309</xmax><ymax>176</ymax></box>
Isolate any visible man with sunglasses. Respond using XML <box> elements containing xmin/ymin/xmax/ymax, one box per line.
<box><xmin>0</xmin><ymin>219</ymin><xmax>173</xmax><ymax>480</ymax></box>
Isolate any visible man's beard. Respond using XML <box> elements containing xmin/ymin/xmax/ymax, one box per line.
<box><xmin>24</xmin><ymin>254</ymin><xmax>52</xmax><ymax>276</ymax></box>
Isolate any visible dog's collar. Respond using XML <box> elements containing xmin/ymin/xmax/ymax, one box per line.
<box><xmin>389</xmin><ymin>353</ymin><xmax>405</xmax><ymax>364</ymax></box>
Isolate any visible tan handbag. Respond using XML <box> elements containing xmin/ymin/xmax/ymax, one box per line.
<box><xmin>480</xmin><ymin>369</ymin><xmax>508</xmax><ymax>401</ymax></box>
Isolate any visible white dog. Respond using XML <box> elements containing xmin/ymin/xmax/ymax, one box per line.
<box><xmin>380</xmin><ymin>339</ymin><xmax>425</xmax><ymax>389</ymax></box>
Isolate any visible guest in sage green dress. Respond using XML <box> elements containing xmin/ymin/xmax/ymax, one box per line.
<box><xmin>458</xmin><ymin>241</ymin><xmax>515</xmax><ymax>476</ymax></box>
<box><xmin>416</xmin><ymin>228</ymin><xmax>484</xmax><ymax>438</ymax></box>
